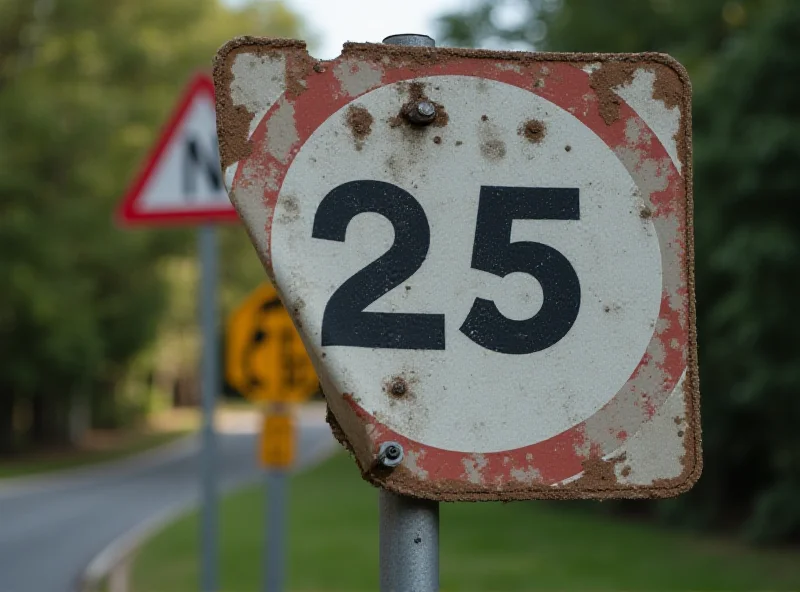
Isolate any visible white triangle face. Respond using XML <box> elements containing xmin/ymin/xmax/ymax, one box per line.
<box><xmin>137</xmin><ymin>93</ymin><xmax>232</xmax><ymax>214</ymax></box>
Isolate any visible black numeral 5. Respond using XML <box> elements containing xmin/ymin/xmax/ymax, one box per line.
<box><xmin>460</xmin><ymin>186</ymin><xmax>580</xmax><ymax>354</ymax></box>
<box><xmin>312</xmin><ymin>181</ymin><xmax>580</xmax><ymax>354</ymax></box>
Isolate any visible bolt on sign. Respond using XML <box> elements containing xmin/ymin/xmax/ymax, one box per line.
<box><xmin>213</xmin><ymin>39</ymin><xmax>700</xmax><ymax>500</ymax></box>
<box><xmin>226</xmin><ymin>283</ymin><xmax>318</xmax><ymax>404</ymax></box>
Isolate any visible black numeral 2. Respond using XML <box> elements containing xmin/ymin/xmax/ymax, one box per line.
<box><xmin>312</xmin><ymin>181</ymin><xmax>580</xmax><ymax>354</ymax></box>
<box><xmin>312</xmin><ymin>180</ymin><xmax>446</xmax><ymax>349</ymax></box>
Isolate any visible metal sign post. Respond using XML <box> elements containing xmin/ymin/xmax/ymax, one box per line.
<box><xmin>378</xmin><ymin>30</ymin><xmax>441</xmax><ymax>592</ymax></box>
<box><xmin>379</xmin><ymin>490</ymin><xmax>439</xmax><ymax>591</ymax></box>
<box><xmin>225</xmin><ymin>282</ymin><xmax>315</xmax><ymax>592</ymax></box>
<box><xmin>198</xmin><ymin>224</ymin><xmax>220</xmax><ymax>592</ymax></box>
<box><xmin>264</xmin><ymin>468</ymin><xmax>287</xmax><ymax>592</ymax></box>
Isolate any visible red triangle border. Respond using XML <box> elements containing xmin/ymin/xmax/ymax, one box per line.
<box><xmin>117</xmin><ymin>72</ymin><xmax>239</xmax><ymax>226</ymax></box>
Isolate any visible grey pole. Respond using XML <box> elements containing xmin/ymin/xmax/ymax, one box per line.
<box><xmin>198</xmin><ymin>224</ymin><xmax>219</xmax><ymax>592</ymax></box>
<box><xmin>264</xmin><ymin>468</ymin><xmax>288</xmax><ymax>592</ymax></box>
<box><xmin>378</xmin><ymin>34</ymin><xmax>440</xmax><ymax>592</ymax></box>
<box><xmin>379</xmin><ymin>491</ymin><xmax>440</xmax><ymax>592</ymax></box>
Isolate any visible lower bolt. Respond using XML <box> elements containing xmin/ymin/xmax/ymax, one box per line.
<box><xmin>377</xmin><ymin>441</ymin><xmax>404</xmax><ymax>467</ymax></box>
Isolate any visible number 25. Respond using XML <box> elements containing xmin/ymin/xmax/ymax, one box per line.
<box><xmin>311</xmin><ymin>181</ymin><xmax>580</xmax><ymax>355</ymax></box>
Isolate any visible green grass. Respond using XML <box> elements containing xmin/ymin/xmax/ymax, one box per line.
<box><xmin>132</xmin><ymin>453</ymin><xmax>800</xmax><ymax>591</ymax></box>
<box><xmin>0</xmin><ymin>430</ymin><xmax>189</xmax><ymax>480</ymax></box>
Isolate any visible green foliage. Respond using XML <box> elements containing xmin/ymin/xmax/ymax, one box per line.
<box><xmin>0</xmin><ymin>0</ymin><xmax>302</xmax><ymax>450</ymax></box>
<box><xmin>439</xmin><ymin>0</ymin><xmax>800</xmax><ymax>543</ymax></box>
<box><xmin>690</xmin><ymin>0</ymin><xmax>800</xmax><ymax>543</ymax></box>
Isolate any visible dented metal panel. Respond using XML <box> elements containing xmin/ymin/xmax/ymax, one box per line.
<box><xmin>213</xmin><ymin>38</ymin><xmax>700</xmax><ymax>501</ymax></box>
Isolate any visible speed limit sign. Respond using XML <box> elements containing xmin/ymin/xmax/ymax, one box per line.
<box><xmin>214</xmin><ymin>39</ymin><xmax>700</xmax><ymax>500</ymax></box>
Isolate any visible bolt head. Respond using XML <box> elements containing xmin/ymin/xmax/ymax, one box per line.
<box><xmin>378</xmin><ymin>441</ymin><xmax>404</xmax><ymax>467</ymax></box>
<box><xmin>416</xmin><ymin>101</ymin><xmax>436</xmax><ymax>118</ymax></box>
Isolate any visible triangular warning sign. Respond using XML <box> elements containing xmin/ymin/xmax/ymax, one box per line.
<box><xmin>118</xmin><ymin>73</ymin><xmax>237</xmax><ymax>225</ymax></box>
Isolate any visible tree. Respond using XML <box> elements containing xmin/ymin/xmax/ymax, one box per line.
<box><xmin>439</xmin><ymin>0</ymin><xmax>767</xmax><ymax>85</ymax></box>
<box><xmin>0</xmin><ymin>0</ymin><xmax>303</xmax><ymax>451</ymax></box>
<box><xmin>690</xmin><ymin>0</ymin><xmax>800</xmax><ymax>543</ymax></box>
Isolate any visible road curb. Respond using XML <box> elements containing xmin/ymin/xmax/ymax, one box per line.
<box><xmin>78</xmin><ymin>424</ymin><xmax>338</xmax><ymax>592</ymax></box>
<box><xmin>78</xmin><ymin>501</ymin><xmax>187</xmax><ymax>592</ymax></box>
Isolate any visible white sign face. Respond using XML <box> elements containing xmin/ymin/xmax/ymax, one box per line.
<box><xmin>119</xmin><ymin>74</ymin><xmax>236</xmax><ymax>225</ymax></box>
<box><xmin>215</xmin><ymin>40</ymin><xmax>700</xmax><ymax>501</ymax></box>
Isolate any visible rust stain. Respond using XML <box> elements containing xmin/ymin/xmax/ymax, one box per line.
<box><xmin>327</xmin><ymin>392</ymin><xmax>379</xmax><ymax>473</ymax></box>
<box><xmin>651</xmin><ymin>63</ymin><xmax>690</xmax><ymax>168</ymax></box>
<box><xmin>651</xmin><ymin>63</ymin><xmax>683</xmax><ymax>110</ymax></box>
<box><xmin>213</xmin><ymin>37</ymin><xmax>307</xmax><ymax>169</ymax></box>
<box><xmin>392</xmin><ymin>81</ymin><xmax>449</xmax><ymax>129</ymax></box>
<box><xmin>588</xmin><ymin>62</ymin><xmax>637</xmax><ymax>125</ymax></box>
<box><xmin>571</xmin><ymin>452</ymin><xmax>627</xmax><ymax>488</ymax></box>
<box><xmin>345</xmin><ymin>104</ymin><xmax>373</xmax><ymax>149</ymax></box>
<box><xmin>590</xmin><ymin>60</ymin><xmax>690</xmax><ymax>168</ymax></box>
<box><xmin>326</xmin><ymin>402</ymin><xmax>354</xmax><ymax>455</ymax></box>
<box><xmin>385</xmin><ymin>376</ymin><xmax>409</xmax><ymax>398</ymax></box>
<box><xmin>216</xmin><ymin>105</ymin><xmax>254</xmax><ymax>170</ymax></box>
<box><xmin>284</xmin><ymin>52</ymin><xmax>316</xmax><ymax>99</ymax></box>
<box><xmin>651</xmin><ymin>450</ymin><xmax>701</xmax><ymax>494</ymax></box>
<box><xmin>382</xmin><ymin>372</ymin><xmax>419</xmax><ymax>402</ymax></box>
<box><xmin>520</xmin><ymin>118</ymin><xmax>546</xmax><ymax>143</ymax></box>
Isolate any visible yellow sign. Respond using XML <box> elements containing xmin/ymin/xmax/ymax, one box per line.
<box><xmin>259</xmin><ymin>411</ymin><xmax>294</xmax><ymax>468</ymax></box>
<box><xmin>226</xmin><ymin>283</ymin><xmax>318</xmax><ymax>403</ymax></box>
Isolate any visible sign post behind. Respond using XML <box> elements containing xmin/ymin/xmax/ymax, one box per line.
<box><xmin>118</xmin><ymin>72</ymin><xmax>237</xmax><ymax>592</ymax></box>
<box><xmin>198</xmin><ymin>222</ymin><xmax>220</xmax><ymax>592</ymax></box>
<box><xmin>225</xmin><ymin>282</ymin><xmax>318</xmax><ymax>592</ymax></box>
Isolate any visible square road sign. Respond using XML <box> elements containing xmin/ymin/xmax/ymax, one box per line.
<box><xmin>213</xmin><ymin>39</ymin><xmax>700</xmax><ymax>501</ymax></box>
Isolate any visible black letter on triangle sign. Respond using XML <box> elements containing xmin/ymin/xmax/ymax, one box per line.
<box><xmin>183</xmin><ymin>135</ymin><xmax>223</xmax><ymax>199</ymax></box>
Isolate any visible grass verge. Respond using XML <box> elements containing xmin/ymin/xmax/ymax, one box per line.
<box><xmin>133</xmin><ymin>453</ymin><xmax>800</xmax><ymax>591</ymax></box>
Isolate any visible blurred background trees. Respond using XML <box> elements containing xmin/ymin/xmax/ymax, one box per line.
<box><xmin>0</xmin><ymin>0</ymin><xmax>301</xmax><ymax>451</ymax></box>
<box><xmin>441</xmin><ymin>0</ymin><xmax>800</xmax><ymax>544</ymax></box>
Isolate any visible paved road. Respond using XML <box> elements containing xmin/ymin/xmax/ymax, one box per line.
<box><xmin>0</xmin><ymin>407</ymin><xmax>336</xmax><ymax>592</ymax></box>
